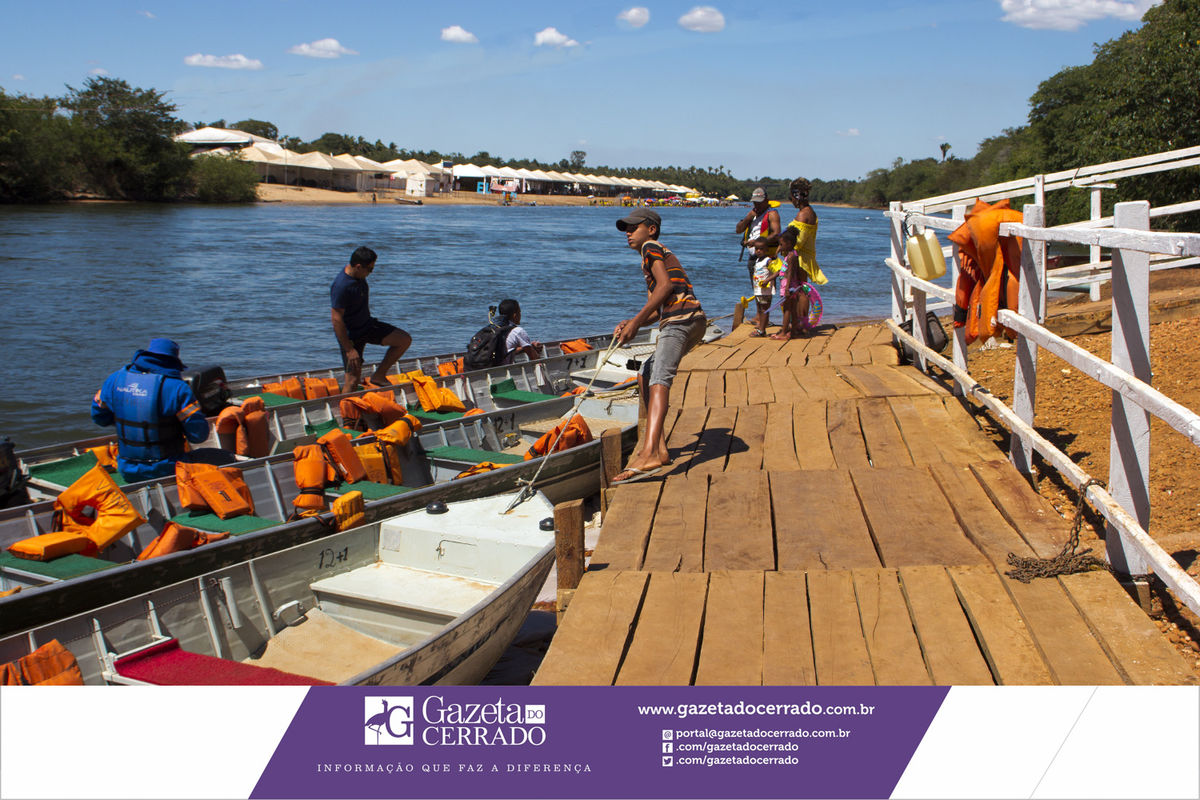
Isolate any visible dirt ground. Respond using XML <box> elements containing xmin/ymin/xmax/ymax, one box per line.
<box><xmin>942</xmin><ymin>267</ymin><xmax>1200</xmax><ymax>675</ymax></box>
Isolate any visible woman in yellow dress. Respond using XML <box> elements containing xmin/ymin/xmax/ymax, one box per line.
<box><xmin>781</xmin><ymin>177</ymin><xmax>828</xmax><ymax>336</ymax></box>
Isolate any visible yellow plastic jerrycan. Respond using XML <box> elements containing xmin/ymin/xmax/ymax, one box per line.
<box><xmin>905</xmin><ymin>229</ymin><xmax>947</xmax><ymax>281</ymax></box>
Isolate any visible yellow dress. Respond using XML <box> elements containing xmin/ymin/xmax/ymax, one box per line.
<box><xmin>787</xmin><ymin>220</ymin><xmax>828</xmax><ymax>286</ymax></box>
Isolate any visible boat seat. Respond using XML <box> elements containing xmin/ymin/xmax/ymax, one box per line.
<box><xmin>305</xmin><ymin>419</ymin><xmax>342</xmax><ymax>438</ymax></box>
<box><xmin>26</xmin><ymin>452</ymin><xmax>128</xmax><ymax>490</ymax></box>
<box><xmin>490</xmin><ymin>378</ymin><xmax>556</xmax><ymax>404</ymax></box>
<box><xmin>424</xmin><ymin>446</ymin><xmax>524</xmax><ymax>465</ymax></box>
<box><xmin>406</xmin><ymin>404</ymin><xmax>465</xmax><ymax>423</ymax></box>
<box><xmin>256</xmin><ymin>392</ymin><xmax>300</xmax><ymax>408</ymax></box>
<box><xmin>311</xmin><ymin>563</ymin><xmax>498</xmax><ymax>620</ymax></box>
<box><xmin>0</xmin><ymin>551</ymin><xmax>119</xmax><ymax>581</ymax></box>
<box><xmin>331</xmin><ymin>481</ymin><xmax>413</xmax><ymax>500</ymax></box>
<box><xmin>170</xmin><ymin>511</ymin><xmax>279</xmax><ymax>535</ymax></box>
<box><xmin>109</xmin><ymin>638</ymin><xmax>332</xmax><ymax>686</ymax></box>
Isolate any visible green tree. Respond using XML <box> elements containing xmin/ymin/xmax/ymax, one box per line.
<box><xmin>63</xmin><ymin>76</ymin><xmax>191</xmax><ymax>200</ymax></box>
<box><xmin>0</xmin><ymin>88</ymin><xmax>77</xmax><ymax>202</ymax></box>
<box><xmin>231</xmin><ymin>118</ymin><xmax>278</xmax><ymax>140</ymax></box>
<box><xmin>190</xmin><ymin>153</ymin><xmax>259</xmax><ymax>202</ymax></box>
<box><xmin>569</xmin><ymin>150</ymin><xmax>586</xmax><ymax>170</ymax></box>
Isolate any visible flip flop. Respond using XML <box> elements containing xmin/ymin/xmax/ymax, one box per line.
<box><xmin>362</xmin><ymin>377</ymin><xmax>388</xmax><ymax>389</ymax></box>
<box><xmin>748</xmin><ymin>329</ymin><xmax>766</xmax><ymax>338</ymax></box>
<box><xmin>611</xmin><ymin>466</ymin><xmax>663</xmax><ymax>486</ymax></box>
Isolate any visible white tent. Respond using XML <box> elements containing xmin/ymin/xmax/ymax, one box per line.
<box><xmin>175</xmin><ymin>126</ymin><xmax>274</xmax><ymax>148</ymax></box>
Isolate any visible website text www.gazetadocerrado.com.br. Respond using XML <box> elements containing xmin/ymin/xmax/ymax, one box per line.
<box><xmin>636</xmin><ymin>700</ymin><xmax>876</xmax><ymax>767</ymax></box>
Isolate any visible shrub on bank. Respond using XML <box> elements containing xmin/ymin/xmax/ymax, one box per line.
<box><xmin>191</xmin><ymin>154</ymin><xmax>259</xmax><ymax>203</ymax></box>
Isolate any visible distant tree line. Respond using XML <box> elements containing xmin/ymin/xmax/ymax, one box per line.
<box><xmin>3</xmin><ymin>2</ymin><xmax>1195</xmax><ymax>211</ymax></box>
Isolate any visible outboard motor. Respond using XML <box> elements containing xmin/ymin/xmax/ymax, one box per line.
<box><xmin>0</xmin><ymin>437</ymin><xmax>30</xmax><ymax>509</ymax></box>
<box><xmin>182</xmin><ymin>365</ymin><xmax>232</xmax><ymax>416</ymax></box>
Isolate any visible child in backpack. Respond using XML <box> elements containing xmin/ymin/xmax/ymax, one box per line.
<box><xmin>497</xmin><ymin>299</ymin><xmax>543</xmax><ymax>364</ymax></box>
<box><xmin>611</xmin><ymin>208</ymin><xmax>706</xmax><ymax>485</ymax></box>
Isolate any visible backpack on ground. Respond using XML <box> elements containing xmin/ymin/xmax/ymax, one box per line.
<box><xmin>464</xmin><ymin>322</ymin><xmax>514</xmax><ymax>370</ymax></box>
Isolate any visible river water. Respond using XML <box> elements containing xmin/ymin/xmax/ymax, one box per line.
<box><xmin>0</xmin><ymin>202</ymin><xmax>905</xmax><ymax>449</ymax></box>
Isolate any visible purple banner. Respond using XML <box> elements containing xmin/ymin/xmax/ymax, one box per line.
<box><xmin>252</xmin><ymin>686</ymin><xmax>947</xmax><ymax>799</ymax></box>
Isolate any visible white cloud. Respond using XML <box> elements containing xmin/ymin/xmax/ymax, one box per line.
<box><xmin>838</xmin><ymin>128</ymin><xmax>861</xmax><ymax>137</ymax></box>
<box><xmin>997</xmin><ymin>0</ymin><xmax>1160</xmax><ymax>31</ymax></box>
<box><xmin>441</xmin><ymin>25</ymin><xmax>479</xmax><ymax>44</ymax></box>
<box><xmin>12</xmin><ymin>74</ymin><xmax>25</xmax><ymax>80</ymax></box>
<box><xmin>183</xmin><ymin>53</ymin><xmax>264</xmax><ymax>70</ymax></box>
<box><xmin>137</xmin><ymin>10</ymin><xmax>155</xmax><ymax>18</ymax></box>
<box><xmin>618</xmin><ymin>7</ymin><xmax>650</xmax><ymax>27</ymax></box>
<box><xmin>287</xmin><ymin>38</ymin><xmax>357</xmax><ymax>58</ymax></box>
<box><xmin>88</xmin><ymin>68</ymin><xmax>109</xmax><ymax>76</ymax></box>
<box><xmin>534</xmin><ymin>27</ymin><xmax>579</xmax><ymax>47</ymax></box>
<box><xmin>679</xmin><ymin>6</ymin><xmax>725</xmax><ymax>32</ymax></box>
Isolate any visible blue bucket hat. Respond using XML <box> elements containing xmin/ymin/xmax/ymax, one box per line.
<box><xmin>136</xmin><ymin>337</ymin><xmax>186</xmax><ymax>370</ymax></box>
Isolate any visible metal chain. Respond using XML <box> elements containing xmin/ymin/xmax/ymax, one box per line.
<box><xmin>1005</xmin><ymin>478</ymin><xmax>1110</xmax><ymax>583</ymax></box>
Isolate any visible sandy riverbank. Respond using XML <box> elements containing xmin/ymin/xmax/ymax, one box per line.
<box><xmin>257</xmin><ymin>184</ymin><xmax>616</xmax><ymax>207</ymax></box>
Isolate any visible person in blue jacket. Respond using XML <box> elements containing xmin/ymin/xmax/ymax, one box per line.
<box><xmin>91</xmin><ymin>338</ymin><xmax>211</xmax><ymax>482</ymax></box>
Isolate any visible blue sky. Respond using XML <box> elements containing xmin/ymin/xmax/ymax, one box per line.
<box><xmin>1</xmin><ymin>0</ymin><xmax>1160</xmax><ymax>180</ymax></box>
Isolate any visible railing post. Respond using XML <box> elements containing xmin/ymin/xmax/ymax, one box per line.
<box><xmin>1106</xmin><ymin>201</ymin><xmax>1152</xmax><ymax>576</ymax></box>
<box><xmin>1010</xmin><ymin>203</ymin><xmax>1045</xmax><ymax>475</ymax></box>
<box><xmin>889</xmin><ymin>201</ymin><xmax>905</xmax><ymax>324</ymax></box>
<box><xmin>950</xmin><ymin>204</ymin><xmax>968</xmax><ymax>395</ymax></box>
<box><xmin>1089</xmin><ymin>187</ymin><xmax>1104</xmax><ymax>302</ymax></box>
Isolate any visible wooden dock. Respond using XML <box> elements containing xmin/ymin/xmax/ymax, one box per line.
<box><xmin>533</xmin><ymin>323</ymin><xmax>1198</xmax><ymax>686</ymax></box>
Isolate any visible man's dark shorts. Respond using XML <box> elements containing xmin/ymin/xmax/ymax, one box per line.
<box><xmin>342</xmin><ymin>318</ymin><xmax>399</xmax><ymax>369</ymax></box>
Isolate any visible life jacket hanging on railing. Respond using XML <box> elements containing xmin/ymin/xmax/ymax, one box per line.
<box><xmin>948</xmin><ymin>198</ymin><xmax>1023</xmax><ymax>345</ymax></box>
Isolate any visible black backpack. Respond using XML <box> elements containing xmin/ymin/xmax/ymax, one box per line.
<box><xmin>464</xmin><ymin>322</ymin><xmax>514</xmax><ymax>370</ymax></box>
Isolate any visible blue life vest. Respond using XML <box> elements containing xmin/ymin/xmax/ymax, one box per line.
<box><xmin>109</xmin><ymin>368</ymin><xmax>185</xmax><ymax>465</ymax></box>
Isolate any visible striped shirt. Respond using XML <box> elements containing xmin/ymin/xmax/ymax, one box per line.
<box><xmin>641</xmin><ymin>241</ymin><xmax>703</xmax><ymax>326</ymax></box>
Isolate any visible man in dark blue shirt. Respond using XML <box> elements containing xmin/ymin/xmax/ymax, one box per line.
<box><xmin>331</xmin><ymin>246</ymin><xmax>412</xmax><ymax>392</ymax></box>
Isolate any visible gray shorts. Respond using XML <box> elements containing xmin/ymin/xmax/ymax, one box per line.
<box><xmin>641</xmin><ymin>316</ymin><xmax>707</xmax><ymax>389</ymax></box>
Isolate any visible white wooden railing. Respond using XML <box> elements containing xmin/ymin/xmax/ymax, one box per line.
<box><xmin>882</xmin><ymin>147</ymin><xmax>1200</xmax><ymax>618</ymax></box>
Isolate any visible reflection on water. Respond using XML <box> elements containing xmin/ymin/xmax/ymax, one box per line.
<box><xmin>0</xmin><ymin>202</ymin><xmax>904</xmax><ymax>448</ymax></box>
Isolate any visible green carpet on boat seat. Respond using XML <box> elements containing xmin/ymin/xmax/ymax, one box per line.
<box><xmin>170</xmin><ymin>512</ymin><xmax>280</xmax><ymax>535</ymax></box>
<box><xmin>255</xmin><ymin>392</ymin><xmax>299</xmax><ymax>408</ymax></box>
<box><xmin>490</xmin><ymin>378</ymin><xmax>556</xmax><ymax>404</ymax></box>
<box><xmin>334</xmin><ymin>481</ymin><xmax>414</xmax><ymax>500</ymax></box>
<box><xmin>26</xmin><ymin>452</ymin><xmax>127</xmax><ymax>489</ymax></box>
<box><xmin>0</xmin><ymin>550</ymin><xmax>120</xmax><ymax>580</ymax></box>
<box><xmin>406</xmin><ymin>404</ymin><xmax>465</xmax><ymax>422</ymax></box>
<box><xmin>304</xmin><ymin>419</ymin><xmax>342</xmax><ymax>437</ymax></box>
<box><xmin>425</xmin><ymin>446</ymin><xmax>524</xmax><ymax>464</ymax></box>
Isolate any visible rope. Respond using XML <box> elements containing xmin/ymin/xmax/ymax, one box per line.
<box><xmin>502</xmin><ymin>334</ymin><xmax>625</xmax><ymax>513</ymax></box>
<box><xmin>1004</xmin><ymin>478</ymin><xmax>1110</xmax><ymax>583</ymax></box>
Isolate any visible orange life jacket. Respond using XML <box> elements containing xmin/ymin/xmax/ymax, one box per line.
<box><xmin>354</xmin><ymin>442</ymin><xmax>390</xmax><ymax>484</ymax></box>
<box><xmin>410</xmin><ymin>374</ymin><xmax>467</xmax><ymax>413</ymax></box>
<box><xmin>375</xmin><ymin>415</ymin><xmax>422</xmax><ymax>447</ymax></box>
<box><xmin>560</xmin><ymin>386</ymin><xmax>587</xmax><ymax>397</ymax></box>
<box><xmin>280</xmin><ymin>377</ymin><xmax>305</xmax><ymax>399</ymax></box>
<box><xmin>437</xmin><ymin>358</ymin><xmax>465</xmax><ymax>376</ymax></box>
<box><xmin>524</xmin><ymin>415</ymin><xmax>594</xmax><ymax>460</ymax></box>
<box><xmin>8</xmin><ymin>530</ymin><xmax>93</xmax><ymax>562</ymax></box>
<box><xmin>292</xmin><ymin>444</ymin><xmax>334</xmax><ymax>513</ymax></box>
<box><xmin>175</xmin><ymin>462</ymin><xmax>254</xmax><ymax>519</ymax></box>
<box><xmin>318</xmin><ymin>429</ymin><xmax>367</xmax><ymax>484</ymax></box>
<box><xmin>89</xmin><ymin>442</ymin><xmax>119</xmax><ymax>471</ymax></box>
<box><xmin>0</xmin><ymin>639</ymin><xmax>84</xmax><ymax>686</ymax></box>
<box><xmin>50</xmin><ymin>465</ymin><xmax>146</xmax><ymax>556</ymax></box>
<box><xmin>558</xmin><ymin>339</ymin><xmax>592</xmax><ymax>354</ymax></box>
<box><xmin>303</xmin><ymin>376</ymin><xmax>341</xmax><ymax>400</ymax></box>
<box><xmin>137</xmin><ymin>522</ymin><xmax>229</xmax><ymax>561</ymax></box>
<box><xmin>455</xmin><ymin>461</ymin><xmax>506</xmax><ymax>479</ymax></box>
<box><xmin>331</xmin><ymin>490</ymin><xmax>365</xmax><ymax>531</ymax></box>
<box><xmin>948</xmin><ymin>198</ymin><xmax>1023</xmax><ymax>344</ymax></box>
<box><xmin>216</xmin><ymin>398</ymin><xmax>271</xmax><ymax>458</ymax></box>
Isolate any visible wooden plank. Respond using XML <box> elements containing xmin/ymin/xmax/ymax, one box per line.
<box><xmin>849</xmin><ymin>347</ymin><xmax>875</xmax><ymax>365</ymax></box>
<box><xmin>857</xmin><ymin>396</ymin><xmax>915</xmax><ymax>467</ymax></box>
<box><xmin>668</xmin><ymin>372</ymin><xmax>690</xmax><ymax>408</ymax></box>
<box><xmin>969</xmin><ymin>460</ymin><xmax>1070</xmax><ymax>560</ymax></box>
<box><xmin>695</xmin><ymin>571</ymin><xmax>764</xmax><ymax>685</ymax></box>
<box><xmin>828</xmin><ymin>350</ymin><xmax>853</xmax><ymax>366</ymax></box>
<box><xmin>871</xmin><ymin>345</ymin><xmax>901</xmax><ymax>366</ymax></box>
<box><xmin>805</xmin><ymin>352</ymin><xmax>831</xmax><ymax>367</ymax></box>
<box><xmin>897</xmin><ymin>364</ymin><xmax>948</xmax><ymax>395</ymax></box>
<box><xmin>887</xmin><ymin>396</ymin><xmax>948</xmax><ymax>465</ymax></box>
<box><xmin>797</xmin><ymin>366</ymin><xmax>861</xmax><ymax>401</ymax></box>
<box><xmin>763</xmin><ymin>572</ymin><xmax>816</xmax><ymax>685</ymax></box>
<box><xmin>704</xmin><ymin>472</ymin><xmax>775</xmax><ymax>570</ymax></box>
<box><xmin>948</xmin><ymin>565</ymin><xmax>1054</xmax><ymax>685</ymax></box>
<box><xmin>828</xmin><ymin>399</ymin><xmax>871</xmax><ymax>471</ymax></box>
<box><xmin>772</xmin><ymin>471</ymin><xmax>881</xmax><ymax>570</ymax></box>
<box><xmin>724</xmin><ymin>370</ymin><xmax>749</xmax><ymax>407</ymax></box>
<box><xmin>823</xmin><ymin>325</ymin><xmax>860</xmax><ymax>355</ymax></box>
<box><xmin>899</xmin><ymin>565</ymin><xmax>995</xmax><ymax>685</ymax></box>
<box><xmin>852</xmin><ymin>568</ymin><xmax>931</xmax><ymax>685</ymax></box>
<box><xmin>840</xmin><ymin>365</ymin><xmax>934</xmax><ymax>398</ymax></box>
<box><xmin>745</xmin><ymin>367</ymin><xmax>775</xmax><ymax>406</ymax></box>
<box><xmin>928</xmin><ymin>462</ymin><xmax>1038</xmax><ymax>565</ymax></box>
<box><xmin>643</xmin><ymin>474</ymin><xmax>708</xmax><ymax>572</ymax></box>
<box><xmin>687</xmin><ymin>406</ymin><xmax>738</xmax><ymax>477</ymax></box>
<box><xmin>742</xmin><ymin>340</ymin><xmax>784</xmax><ymax>368</ymax></box>
<box><xmin>682</xmin><ymin>370</ymin><xmax>709</xmax><ymax>408</ymax></box>
<box><xmin>852</xmin><ymin>466</ymin><xmax>987</xmax><ymax>567</ymax></box>
<box><xmin>940</xmin><ymin>396</ymin><xmax>1001</xmax><ymax>460</ymax></box>
<box><xmin>769</xmin><ymin>368</ymin><xmax>809</xmax><ymax>404</ymax></box>
<box><xmin>589</xmin><ymin>482</ymin><xmax>663</xmax><ymax>571</ymax></box>
<box><xmin>763</xmin><ymin>345</ymin><xmax>795</xmax><ymax>368</ymax></box>
<box><xmin>1059</xmin><ymin>571</ymin><xmax>1199</xmax><ymax>685</ymax></box>
<box><xmin>615</xmin><ymin>572</ymin><xmax>708</xmax><ymax>686</ymax></box>
<box><xmin>793</xmin><ymin>401</ymin><xmax>836</xmax><ymax>470</ymax></box>
<box><xmin>1002</xmin><ymin>575</ymin><xmax>1125</xmax><ymax>685</ymax></box>
<box><xmin>907</xmin><ymin>395</ymin><xmax>991</xmax><ymax>463</ymax></box>
<box><xmin>532</xmin><ymin>570</ymin><xmax>648</xmax><ymax>685</ymax></box>
<box><xmin>726</xmin><ymin>403</ymin><xmax>766</xmax><ymax>473</ymax></box>
<box><xmin>762</xmin><ymin>403</ymin><xmax>800</xmax><ymax>472</ymax></box>
<box><xmin>717</xmin><ymin>345</ymin><xmax>758</xmax><ymax>371</ymax></box>
<box><xmin>704</xmin><ymin>370</ymin><xmax>726</xmax><ymax>408</ymax></box>
<box><xmin>807</xmin><ymin>570</ymin><xmax>875</xmax><ymax>685</ymax></box>
<box><xmin>666</xmin><ymin>407</ymin><xmax>709</xmax><ymax>458</ymax></box>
